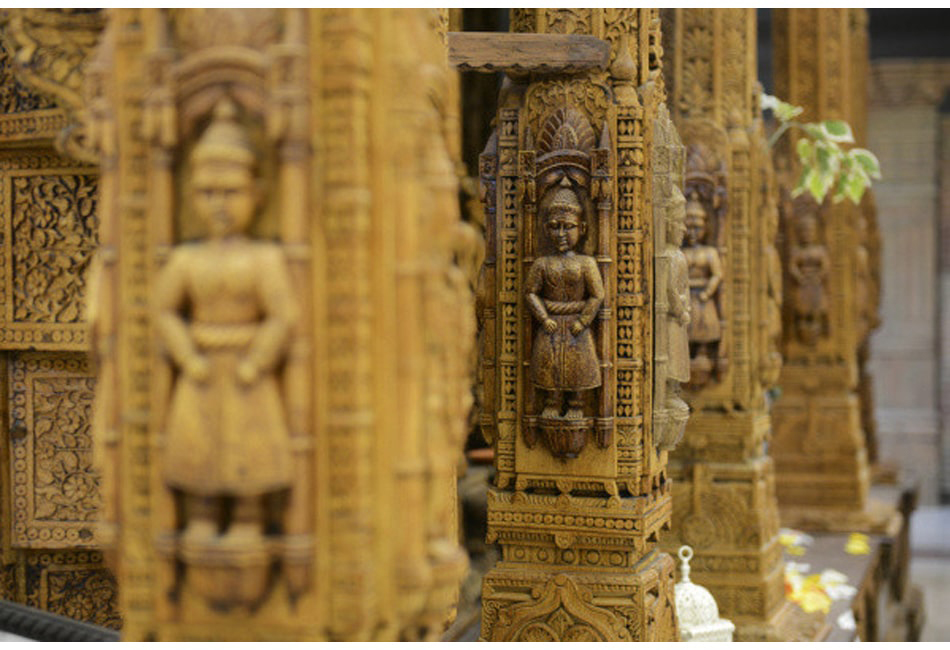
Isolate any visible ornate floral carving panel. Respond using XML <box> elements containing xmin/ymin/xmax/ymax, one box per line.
<box><xmin>24</xmin><ymin>550</ymin><xmax>120</xmax><ymax>630</ymax></box>
<box><xmin>0</xmin><ymin>156</ymin><xmax>97</xmax><ymax>350</ymax></box>
<box><xmin>9</xmin><ymin>353</ymin><xmax>99</xmax><ymax>548</ymax></box>
<box><xmin>0</xmin><ymin>46</ymin><xmax>55</xmax><ymax>114</ymax></box>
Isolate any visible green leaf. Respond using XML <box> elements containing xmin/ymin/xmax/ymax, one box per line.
<box><xmin>850</xmin><ymin>148</ymin><xmax>882</xmax><ymax>179</ymax></box>
<box><xmin>821</xmin><ymin>120</ymin><xmax>855</xmax><ymax>143</ymax></box>
<box><xmin>807</xmin><ymin>168</ymin><xmax>828</xmax><ymax>202</ymax></box>
<box><xmin>803</xmin><ymin>123</ymin><xmax>824</xmax><ymax>140</ymax></box>
<box><xmin>816</xmin><ymin>144</ymin><xmax>832</xmax><ymax>173</ymax></box>
<box><xmin>844</xmin><ymin>168</ymin><xmax>870</xmax><ymax>204</ymax></box>
<box><xmin>791</xmin><ymin>168</ymin><xmax>812</xmax><ymax>198</ymax></box>
<box><xmin>796</xmin><ymin>137</ymin><xmax>813</xmax><ymax>163</ymax></box>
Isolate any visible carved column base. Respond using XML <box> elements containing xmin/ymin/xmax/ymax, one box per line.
<box><xmin>772</xmin><ymin>391</ymin><xmax>870</xmax><ymax>512</ymax></box>
<box><xmin>779</xmin><ymin>497</ymin><xmax>902</xmax><ymax>535</ymax></box>
<box><xmin>734</xmin><ymin>599</ymin><xmax>830</xmax><ymax>642</ymax></box>
<box><xmin>480</xmin><ymin>551</ymin><xmax>678</xmax><ymax>642</ymax></box>
<box><xmin>663</xmin><ymin>454</ymin><xmax>784</xmax><ymax>627</ymax></box>
<box><xmin>673</xmin><ymin>410</ymin><xmax>770</xmax><ymax>462</ymax></box>
<box><xmin>481</xmin><ymin>485</ymin><xmax>677</xmax><ymax>642</ymax></box>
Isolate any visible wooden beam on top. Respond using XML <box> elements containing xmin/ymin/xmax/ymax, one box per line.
<box><xmin>447</xmin><ymin>32</ymin><xmax>611</xmax><ymax>75</ymax></box>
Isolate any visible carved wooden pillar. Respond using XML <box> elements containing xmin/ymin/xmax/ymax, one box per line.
<box><xmin>849</xmin><ymin>9</ymin><xmax>886</xmax><ymax>479</ymax></box>
<box><xmin>87</xmin><ymin>8</ymin><xmax>470</xmax><ymax>640</ymax></box>
<box><xmin>658</xmin><ymin>9</ymin><xmax>828</xmax><ymax>640</ymax></box>
<box><xmin>477</xmin><ymin>9</ymin><xmax>679</xmax><ymax>642</ymax></box>
<box><xmin>0</xmin><ymin>10</ymin><xmax>120</xmax><ymax>629</ymax></box>
<box><xmin>771</xmin><ymin>9</ymin><xmax>890</xmax><ymax>530</ymax></box>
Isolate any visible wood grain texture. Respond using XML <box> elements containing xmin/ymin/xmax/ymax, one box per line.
<box><xmin>448</xmin><ymin>32</ymin><xmax>610</xmax><ymax>74</ymax></box>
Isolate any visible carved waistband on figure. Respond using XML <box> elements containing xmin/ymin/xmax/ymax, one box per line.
<box><xmin>543</xmin><ymin>299</ymin><xmax>586</xmax><ymax>315</ymax></box>
<box><xmin>190</xmin><ymin>322</ymin><xmax>257</xmax><ymax>348</ymax></box>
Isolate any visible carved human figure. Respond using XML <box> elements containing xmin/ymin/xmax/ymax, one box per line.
<box><xmin>526</xmin><ymin>177</ymin><xmax>605</xmax><ymax>422</ymax></box>
<box><xmin>682</xmin><ymin>190</ymin><xmax>723</xmax><ymax>384</ymax></box>
<box><xmin>660</xmin><ymin>187</ymin><xmax>691</xmax><ymax>450</ymax></box>
<box><xmin>155</xmin><ymin>98</ymin><xmax>296</xmax><ymax>555</ymax></box>
<box><xmin>666</xmin><ymin>188</ymin><xmax>691</xmax><ymax>386</ymax></box>
<box><xmin>789</xmin><ymin>211</ymin><xmax>829</xmax><ymax>344</ymax></box>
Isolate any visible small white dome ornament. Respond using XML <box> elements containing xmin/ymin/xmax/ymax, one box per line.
<box><xmin>673</xmin><ymin>545</ymin><xmax>736</xmax><ymax>642</ymax></box>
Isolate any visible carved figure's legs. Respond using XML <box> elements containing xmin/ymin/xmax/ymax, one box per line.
<box><xmin>222</xmin><ymin>495</ymin><xmax>265</xmax><ymax>547</ymax></box>
<box><xmin>541</xmin><ymin>390</ymin><xmax>562</xmax><ymax>419</ymax></box>
<box><xmin>566</xmin><ymin>392</ymin><xmax>584</xmax><ymax>420</ymax></box>
<box><xmin>182</xmin><ymin>494</ymin><xmax>219</xmax><ymax>544</ymax></box>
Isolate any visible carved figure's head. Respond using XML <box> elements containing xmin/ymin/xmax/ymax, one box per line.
<box><xmin>543</xmin><ymin>177</ymin><xmax>585</xmax><ymax>254</ymax></box>
<box><xmin>684</xmin><ymin>191</ymin><xmax>708</xmax><ymax>247</ymax></box>
<box><xmin>667</xmin><ymin>186</ymin><xmax>687</xmax><ymax>247</ymax></box>
<box><xmin>191</xmin><ymin>97</ymin><xmax>258</xmax><ymax>239</ymax></box>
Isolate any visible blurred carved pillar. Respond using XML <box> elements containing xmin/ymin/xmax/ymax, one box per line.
<box><xmin>849</xmin><ymin>9</ymin><xmax>888</xmax><ymax>481</ymax></box>
<box><xmin>658</xmin><ymin>8</ymin><xmax>824</xmax><ymax>640</ymax></box>
<box><xmin>477</xmin><ymin>8</ymin><xmax>679</xmax><ymax>641</ymax></box>
<box><xmin>771</xmin><ymin>9</ymin><xmax>892</xmax><ymax>531</ymax></box>
<box><xmin>87</xmin><ymin>8</ymin><xmax>470</xmax><ymax>640</ymax></box>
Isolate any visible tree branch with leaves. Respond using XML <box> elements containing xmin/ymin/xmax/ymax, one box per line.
<box><xmin>762</xmin><ymin>93</ymin><xmax>882</xmax><ymax>205</ymax></box>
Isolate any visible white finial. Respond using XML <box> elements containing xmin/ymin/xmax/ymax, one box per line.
<box><xmin>678</xmin><ymin>545</ymin><xmax>694</xmax><ymax>583</ymax></box>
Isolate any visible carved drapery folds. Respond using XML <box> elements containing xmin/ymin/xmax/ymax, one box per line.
<box><xmin>479</xmin><ymin>8</ymin><xmax>678</xmax><ymax>643</ymax></box>
<box><xmin>88</xmin><ymin>8</ymin><xmax>470</xmax><ymax>640</ymax></box>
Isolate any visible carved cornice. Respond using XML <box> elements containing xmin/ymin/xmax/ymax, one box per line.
<box><xmin>870</xmin><ymin>60</ymin><xmax>950</xmax><ymax>108</ymax></box>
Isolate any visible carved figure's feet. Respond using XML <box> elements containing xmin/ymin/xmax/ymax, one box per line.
<box><xmin>219</xmin><ymin>521</ymin><xmax>265</xmax><ymax>550</ymax></box>
<box><xmin>541</xmin><ymin>405</ymin><xmax>559</xmax><ymax>419</ymax></box>
<box><xmin>181</xmin><ymin>518</ymin><xmax>217</xmax><ymax>545</ymax></box>
<box><xmin>565</xmin><ymin>407</ymin><xmax>584</xmax><ymax>420</ymax></box>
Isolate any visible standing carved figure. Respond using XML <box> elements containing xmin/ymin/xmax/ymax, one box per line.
<box><xmin>682</xmin><ymin>191</ymin><xmax>723</xmax><ymax>386</ymax></box>
<box><xmin>660</xmin><ymin>187</ymin><xmax>691</xmax><ymax>449</ymax></box>
<box><xmin>789</xmin><ymin>211</ymin><xmax>829</xmax><ymax>344</ymax></box>
<box><xmin>526</xmin><ymin>177</ymin><xmax>605</xmax><ymax>457</ymax></box>
<box><xmin>155</xmin><ymin>98</ymin><xmax>296</xmax><ymax>607</ymax></box>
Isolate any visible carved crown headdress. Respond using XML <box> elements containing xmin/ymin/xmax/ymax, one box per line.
<box><xmin>535</xmin><ymin>107</ymin><xmax>595</xmax><ymax>193</ymax></box>
<box><xmin>192</xmin><ymin>97</ymin><xmax>254</xmax><ymax>167</ymax></box>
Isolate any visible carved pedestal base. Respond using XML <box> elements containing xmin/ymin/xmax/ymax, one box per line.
<box><xmin>772</xmin><ymin>391</ymin><xmax>869</xmax><ymax>512</ymax></box>
<box><xmin>480</xmin><ymin>552</ymin><xmax>678</xmax><ymax>642</ymax></box>
<box><xmin>481</xmin><ymin>485</ymin><xmax>677</xmax><ymax>642</ymax></box>
<box><xmin>664</xmin><ymin>452</ymin><xmax>784</xmax><ymax>629</ymax></box>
